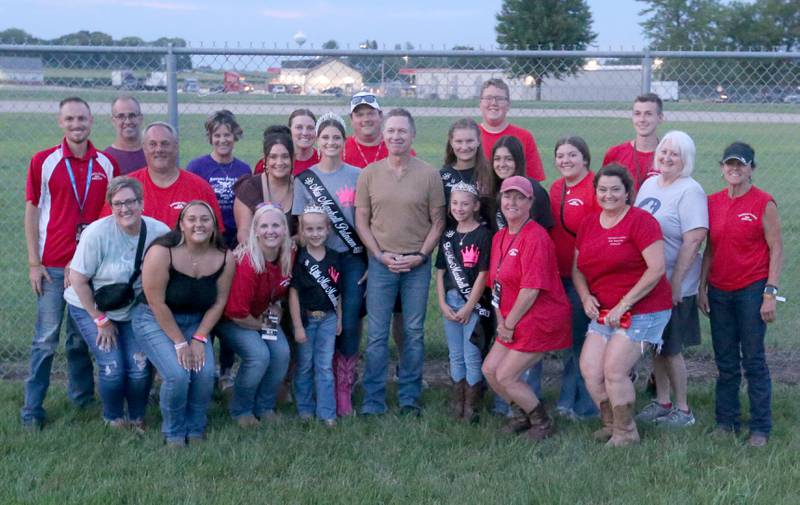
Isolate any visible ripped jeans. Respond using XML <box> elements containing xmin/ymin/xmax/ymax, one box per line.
<box><xmin>68</xmin><ymin>305</ymin><xmax>152</xmax><ymax>422</ymax></box>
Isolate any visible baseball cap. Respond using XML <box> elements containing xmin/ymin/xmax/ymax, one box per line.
<box><xmin>350</xmin><ymin>91</ymin><xmax>381</xmax><ymax>113</ymax></box>
<box><xmin>499</xmin><ymin>176</ymin><xmax>533</xmax><ymax>198</ymax></box>
<box><xmin>721</xmin><ymin>142</ymin><xmax>755</xmax><ymax>166</ymax></box>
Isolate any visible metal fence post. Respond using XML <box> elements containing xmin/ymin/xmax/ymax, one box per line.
<box><xmin>641</xmin><ymin>48</ymin><xmax>652</xmax><ymax>94</ymax></box>
<box><xmin>166</xmin><ymin>43</ymin><xmax>179</xmax><ymax>161</ymax></box>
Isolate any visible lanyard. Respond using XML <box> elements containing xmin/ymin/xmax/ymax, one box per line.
<box><xmin>64</xmin><ymin>158</ymin><xmax>93</xmax><ymax>215</ymax></box>
<box><xmin>495</xmin><ymin>219</ymin><xmax>528</xmax><ymax>276</ymax></box>
<box><xmin>355</xmin><ymin>140</ymin><xmax>384</xmax><ymax>167</ymax></box>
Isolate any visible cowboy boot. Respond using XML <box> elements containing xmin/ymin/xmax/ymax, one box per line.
<box><xmin>500</xmin><ymin>404</ymin><xmax>531</xmax><ymax>434</ymax></box>
<box><xmin>523</xmin><ymin>402</ymin><xmax>555</xmax><ymax>441</ymax></box>
<box><xmin>592</xmin><ymin>400</ymin><xmax>614</xmax><ymax>442</ymax></box>
<box><xmin>449</xmin><ymin>380</ymin><xmax>466</xmax><ymax>419</ymax></box>
<box><xmin>334</xmin><ymin>353</ymin><xmax>356</xmax><ymax>417</ymax></box>
<box><xmin>463</xmin><ymin>381</ymin><xmax>483</xmax><ymax>424</ymax></box>
<box><xmin>606</xmin><ymin>402</ymin><xmax>640</xmax><ymax>447</ymax></box>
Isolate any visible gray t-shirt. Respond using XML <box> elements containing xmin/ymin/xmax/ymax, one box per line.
<box><xmin>635</xmin><ymin>176</ymin><xmax>708</xmax><ymax>297</ymax></box>
<box><xmin>292</xmin><ymin>163</ymin><xmax>361</xmax><ymax>253</ymax></box>
<box><xmin>64</xmin><ymin>215</ymin><xmax>170</xmax><ymax>321</ymax></box>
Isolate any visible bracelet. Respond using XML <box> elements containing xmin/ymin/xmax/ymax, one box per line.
<box><xmin>174</xmin><ymin>341</ymin><xmax>188</xmax><ymax>350</ymax></box>
<box><xmin>93</xmin><ymin>314</ymin><xmax>110</xmax><ymax>327</ymax></box>
<box><xmin>192</xmin><ymin>334</ymin><xmax>208</xmax><ymax>344</ymax></box>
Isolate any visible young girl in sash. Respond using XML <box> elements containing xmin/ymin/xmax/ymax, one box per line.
<box><xmin>288</xmin><ymin>205</ymin><xmax>342</xmax><ymax>426</ymax></box>
<box><xmin>435</xmin><ymin>182</ymin><xmax>492</xmax><ymax>422</ymax></box>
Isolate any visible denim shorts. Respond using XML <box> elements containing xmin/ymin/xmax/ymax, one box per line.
<box><xmin>587</xmin><ymin>309</ymin><xmax>672</xmax><ymax>348</ymax></box>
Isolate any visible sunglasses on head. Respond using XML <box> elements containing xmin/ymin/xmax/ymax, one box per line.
<box><xmin>350</xmin><ymin>94</ymin><xmax>377</xmax><ymax>106</ymax></box>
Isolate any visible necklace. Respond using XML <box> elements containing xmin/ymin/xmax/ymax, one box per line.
<box><xmin>265</xmin><ymin>174</ymin><xmax>293</xmax><ymax>209</ymax></box>
<box><xmin>455</xmin><ymin>223</ymin><xmax>477</xmax><ymax>247</ymax></box>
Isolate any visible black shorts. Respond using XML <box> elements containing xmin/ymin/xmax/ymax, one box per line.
<box><xmin>659</xmin><ymin>295</ymin><xmax>701</xmax><ymax>357</ymax></box>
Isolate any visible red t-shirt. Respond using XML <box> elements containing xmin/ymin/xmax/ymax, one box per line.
<box><xmin>488</xmin><ymin>221</ymin><xmax>571</xmax><ymax>353</ymax></box>
<box><xmin>101</xmin><ymin>168</ymin><xmax>225</xmax><ymax>230</ymax></box>
<box><xmin>224</xmin><ymin>251</ymin><xmax>291</xmax><ymax>319</ymax></box>
<box><xmin>341</xmin><ymin>136</ymin><xmax>416</xmax><ymax>168</ymax></box>
<box><xmin>479</xmin><ymin>123</ymin><xmax>545</xmax><ymax>181</ymax></box>
<box><xmin>25</xmin><ymin>139</ymin><xmax>119</xmax><ymax>267</ymax></box>
<box><xmin>708</xmin><ymin>186</ymin><xmax>774</xmax><ymax>291</ymax></box>
<box><xmin>575</xmin><ymin>206</ymin><xmax>672</xmax><ymax>314</ymax></box>
<box><xmin>602</xmin><ymin>141</ymin><xmax>657</xmax><ymax>190</ymax></box>
<box><xmin>549</xmin><ymin>172</ymin><xmax>600</xmax><ymax>278</ymax></box>
<box><xmin>253</xmin><ymin>150</ymin><xmax>321</xmax><ymax>177</ymax></box>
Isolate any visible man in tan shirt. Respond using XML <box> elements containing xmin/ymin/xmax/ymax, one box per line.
<box><xmin>355</xmin><ymin>108</ymin><xmax>445</xmax><ymax>415</ymax></box>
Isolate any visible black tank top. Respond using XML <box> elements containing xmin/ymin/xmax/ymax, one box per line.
<box><xmin>164</xmin><ymin>247</ymin><xmax>226</xmax><ymax>314</ymax></box>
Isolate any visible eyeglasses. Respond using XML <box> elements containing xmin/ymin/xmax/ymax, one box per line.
<box><xmin>350</xmin><ymin>94</ymin><xmax>377</xmax><ymax>106</ymax></box>
<box><xmin>480</xmin><ymin>95</ymin><xmax>509</xmax><ymax>104</ymax></box>
<box><xmin>111</xmin><ymin>198</ymin><xmax>141</xmax><ymax>210</ymax></box>
<box><xmin>113</xmin><ymin>113</ymin><xmax>141</xmax><ymax>121</ymax></box>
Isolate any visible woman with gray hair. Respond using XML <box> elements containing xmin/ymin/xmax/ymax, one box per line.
<box><xmin>65</xmin><ymin>176</ymin><xmax>170</xmax><ymax>431</ymax></box>
<box><xmin>633</xmin><ymin>130</ymin><xmax>708</xmax><ymax>428</ymax></box>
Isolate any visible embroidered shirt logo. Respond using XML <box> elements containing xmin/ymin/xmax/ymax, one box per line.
<box><xmin>91</xmin><ymin>172</ymin><xmax>107</xmax><ymax>181</ymax></box>
<box><xmin>567</xmin><ymin>198</ymin><xmax>584</xmax><ymax>206</ymax></box>
<box><xmin>169</xmin><ymin>201</ymin><xmax>187</xmax><ymax>210</ymax></box>
<box><xmin>508</xmin><ymin>248</ymin><xmax>519</xmax><ymax>257</ymax></box>
<box><xmin>738</xmin><ymin>212</ymin><xmax>757</xmax><ymax>222</ymax></box>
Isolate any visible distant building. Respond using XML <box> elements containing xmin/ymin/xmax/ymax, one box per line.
<box><xmin>279</xmin><ymin>58</ymin><xmax>363</xmax><ymax>95</ymax></box>
<box><xmin>405</xmin><ymin>64</ymin><xmax>674</xmax><ymax>102</ymax></box>
<box><xmin>0</xmin><ymin>56</ymin><xmax>44</xmax><ymax>84</ymax></box>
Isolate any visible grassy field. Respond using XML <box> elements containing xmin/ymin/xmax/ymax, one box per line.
<box><xmin>1</xmin><ymin>380</ymin><xmax>799</xmax><ymax>504</ymax></box>
<box><xmin>2</xmin><ymin>107</ymin><xmax>798</xmax><ymax>373</ymax></box>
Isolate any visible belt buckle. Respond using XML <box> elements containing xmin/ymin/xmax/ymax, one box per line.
<box><xmin>309</xmin><ymin>310</ymin><xmax>326</xmax><ymax>319</ymax></box>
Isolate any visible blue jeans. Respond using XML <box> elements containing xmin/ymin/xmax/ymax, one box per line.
<box><xmin>443</xmin><ymin>289</ymin><xmax>482</xmax><ymax>386</ymax></box>
<box><xmin>336</xmin><ymin>253</ymin><xmax>366</xmax><ymax>357</ymax></box>
<box><xmin>294</xmin><ymin>311</ymin><xmax>337</xmax><ymax>420</ymax></box>
<box><xmin>132</xmin><ymin>304</ymin><xmax>215</xmax><ymax>443</ymax></box>
<box><xmin>21</xmin><ymin>267</ymin><xmax>95</xmax><ymax>425</ymax></box>
<box><xmin>215</xmin><ymin>319</ymin><xmax>290</xmax><ymax>418</ymax></box>
<box><xmin>709</xmin><ymin>279</ymin><xmax>771</xmax><ymax>435</ymax></box>
<box><xmin>69</xmin><ymin>305</ymin><xmax>152</xmax><ymax>422</ymax></box>
<box><xmin>556</xmin><ymin>278</ymin><xmax>597</xmax><ymax>417</ymax></box>
<box><xmin>361</xmin><ymin>255</ymin><xmax>431</xmax><ymax>413</ymax></box>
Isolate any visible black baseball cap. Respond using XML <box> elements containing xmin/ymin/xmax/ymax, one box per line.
<box><xmin>721</xmin><ymin>142</ymin><xmax>755</xmax><ymax>167</ymax></box>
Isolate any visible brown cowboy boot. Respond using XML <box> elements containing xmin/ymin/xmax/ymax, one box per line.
<box><xmin>449</xmin><ymin>380</ymin><xmax>466</xmax><ymax>419</ymax></box>
<box><xmin>500</xmin><ymin>404</ymin><xmax>531</xmax><ymax>434</ymax></box>
<box><xmin>606</xmin><ymin>402</ymin><xmax>640</xmax><ymax>447</ymax></box>
<box><xmin>463</xmin><ymin>381</ymin><xmax>483</xmax><ymax>423</ymax></box>
<box><xmin>523</xmin><ymin>402</ymin><xmax>555</xmax><ymax>441</ymax></box>
<box><xmin>592</xmin><ymin>400</ymin><xmax>614</xmax><ymax>442</ymax></box>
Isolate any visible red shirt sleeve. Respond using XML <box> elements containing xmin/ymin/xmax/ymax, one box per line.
<box><xmin>25</xmin><ymin>153</ymin><xmax>44</xmax><ymax>205</ymax></box>
<box><xmin>519</xmin><ymin>227</ymin><xmax>556</xmax><ymax>292</ymax></box>
<box><xmin>602</xmin><ymin>146</ymin><xmax>616</xmax><ymax>167</ymax></box>
<box><xmin>225</xmin><ymin>257</ymin><xmax>257</xmax><ymax>319</ymax></box>
<box><xmin>524</xmin><ymin>134</ymin><xmax>545</xmax><ymax>182</ymax></box>
<box><xmin>630</xmin><ymin>209</ymin><xmax>663</xmax><ymax>252</ymax></box>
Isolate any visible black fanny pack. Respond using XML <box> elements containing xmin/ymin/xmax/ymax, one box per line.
<box><xmin>93</xmin><ymin>220</ymin><xmax>147</xmax><ymax>312</ymax></box>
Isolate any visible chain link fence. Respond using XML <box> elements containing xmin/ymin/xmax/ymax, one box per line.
<box><xmin>1</xmin><ymin>45</ymin><xmax>799</xmax><ymax>378</ymax></box>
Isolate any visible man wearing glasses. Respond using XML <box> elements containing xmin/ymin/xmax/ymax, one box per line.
<box><xmin>22</xmin><ymin>96</ymin><xmax>120</xmax><ymax>429</ymax></box>
<box><xmin>105</xmin><ymin>96</ymin><xmax>146</xmax><ymax>175</ymax></box>
<box><xmin>478</xmin><ymin>78</ymin><xmax>545</xmax><ymax>181</ymax></box>
<box><xmin>343</xmin><ymin>91</ymin><xmax>414</xmax><ymax>168</ymax></box>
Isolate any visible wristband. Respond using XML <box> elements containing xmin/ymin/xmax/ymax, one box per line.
<box><xmin>416</xmin><ymin>251</ymin><xmax>429</xmax><ymax>261</ymax></box>
<box><xmin>174</xmin><ymin>341</ymin><xmax>188</xmax><ymax>350</ymax></box>
<box><xmin>93</xmin><ymin>314</ymin><xmax>110</xmax><ymax>327</ymax></box>
<box><xmin>192</xmin><ymin>334</ymin><xmax>208</xmax><ymax>344</ymax></box>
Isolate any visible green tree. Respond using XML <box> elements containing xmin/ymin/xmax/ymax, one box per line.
<box><xmin>495</xmin><ymin>0</ymin><xmax>596</xmax><ymax>100</ymax></box>
<box><xmin>637</xmin><ymin>0</ymin><xmax>725</xmax><ymax>49</ymax></box>
<box><xmin>322</xmin><ymin>39</ymin><xmax>339</xmax><ymax>50</ymax></box>
<box><xmin>0</xmin><ymin>28</ymin><xmax>39</xmax><ymax>44</ymax></box>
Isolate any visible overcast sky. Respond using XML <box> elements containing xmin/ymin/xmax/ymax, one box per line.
<box><xmin>0</xmin><ymin>0</ymin><xmax>647</xmax><ymax>50</ymax></box>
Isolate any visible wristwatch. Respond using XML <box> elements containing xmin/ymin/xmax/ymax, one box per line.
<box><xmin>763</xmin><ymin>285</ymin><xmax>779</xmax><ymax>298</ymax></box>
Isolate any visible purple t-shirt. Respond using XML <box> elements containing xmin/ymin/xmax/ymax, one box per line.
<box><xmin>186</xmin><ymin>154</ymin><xmax>251</xmax><ymax>247</ymax></box>
<box><xmin>104</xmin><ymin>146</ymin><xmax>146</xmax><ymax>175</ymax></box>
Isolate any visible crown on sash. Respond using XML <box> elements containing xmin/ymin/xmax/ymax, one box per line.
<box><xmin>451</xmin><ymin>181</ymin><xmax>479</xmax><ymax>196</ymax></box>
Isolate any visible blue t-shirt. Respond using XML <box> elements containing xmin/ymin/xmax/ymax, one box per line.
<box><xmin>186</xmin><ymin>154</ymin><xmax>251</xmax><ymax>248</ymax></box>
